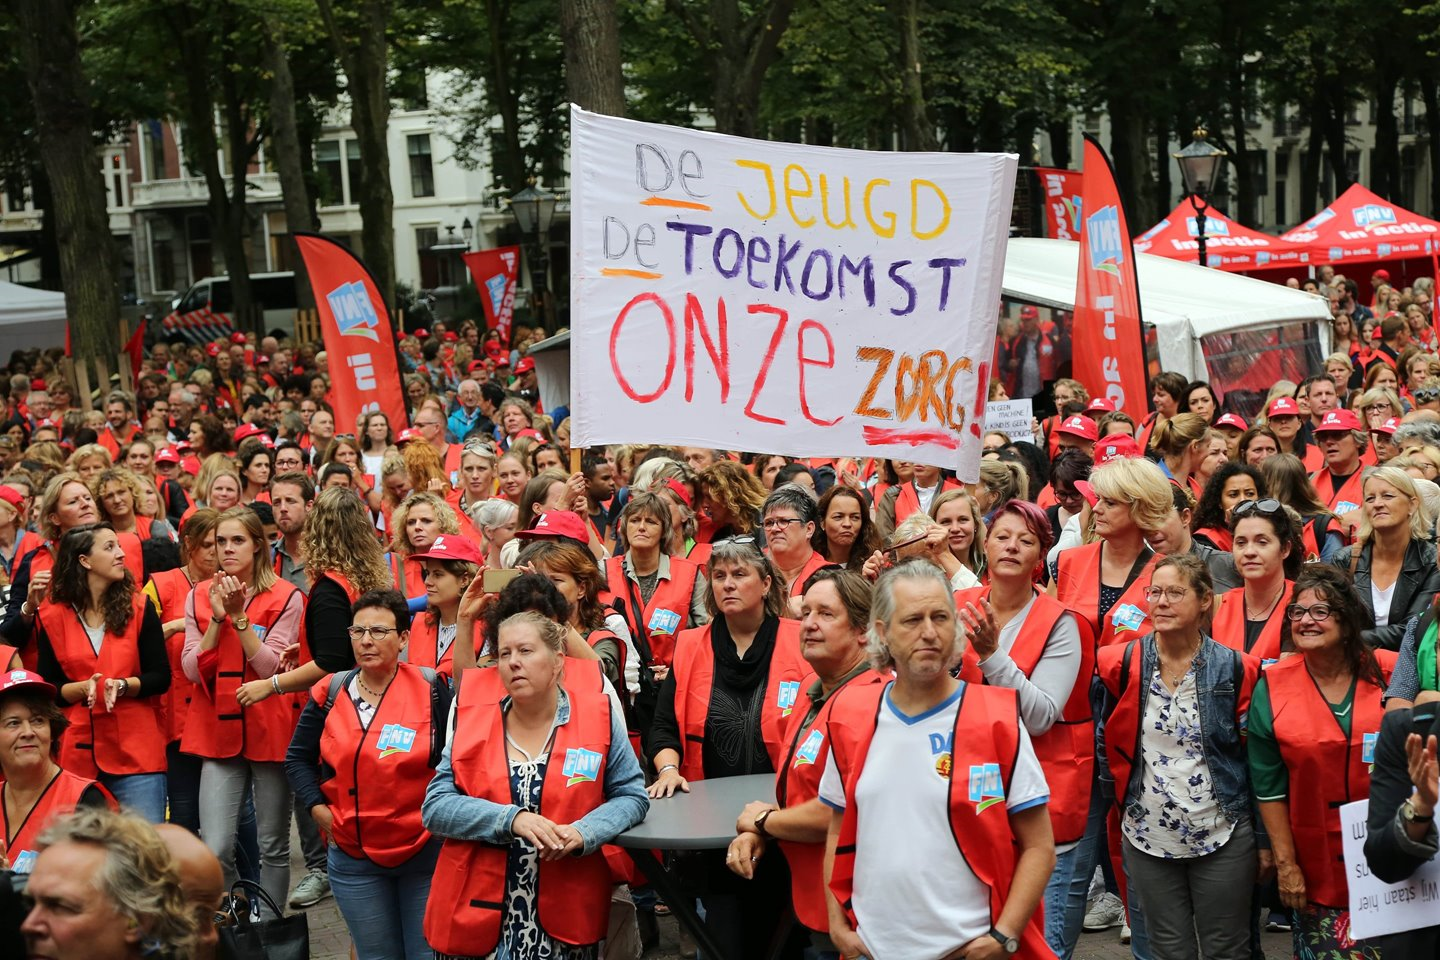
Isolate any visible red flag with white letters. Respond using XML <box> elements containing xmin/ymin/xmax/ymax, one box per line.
<box><xmin>462</xmin><ymin>246</ymin><xmax>520</xmax><ymax>345</ymax></box>
<box><xmin>1071</xmin><ymin>137</ymin><xmax>1149</xmax><ymax>417</ymax></box>
<box><xmin>1033</xmin><ymin>167</ymin><xmax>1083</xmax><ymax>241</ymax></box>
<box><xmin>293</xmin><ymin>234</ymin><xmax>410</xmax><ymax>435</ymax></box>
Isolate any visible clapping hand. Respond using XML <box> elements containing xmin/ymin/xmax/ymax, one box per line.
<box><xmin>958</xmin><ymin>599</ymin><xmax>999</xmax><ymax>661</ymax></box>
<box><xmin>1407</xmin><ymin>732</ymin><xmax>1439</xmax><ymax>814</ymax></box>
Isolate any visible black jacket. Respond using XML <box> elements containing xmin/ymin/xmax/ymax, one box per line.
<box><xmin>1364</xmin><ymin>705</ymin><xmax>1440</xmax><ymax>956</ymax></box>
<box><xmin>1333</xmin><ymin>538</ymin><xmax>1440</xmax><ymax>650</ymax></box>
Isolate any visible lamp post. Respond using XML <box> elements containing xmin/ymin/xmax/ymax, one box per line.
<box><xmin>461</xmin><ymin>217</ymin><xmax>474</xmax><ymax>250</ymax></box>
<box><xmin>1172</xmin><ymin>128</ymin><xmax>1228</xmax><ymax>267</ymax></box>
<box><xmin>508</xmin><ymin>181</ymin><xmax>558</xmax><ymax>330</ymax></box>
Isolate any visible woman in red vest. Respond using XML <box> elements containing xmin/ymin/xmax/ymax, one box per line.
<box><xmin>1248</xmin><ymin>565</ymin><xmax>1393</xmax><ymax>957</ymax></box>
<box><xmin>1189</xmin><ymin>462</ymin><xmax>1263</xmax><ymax>553</ymax></box>
<box><xmin>92</xmin><ymin>467</ymin><xmax>176</xmax><ymax>545</ymax></box>
<box><xmin>762</xmin><ymin>485</ymin><xmax>830</xmax><ymax>601</ymax></box>
<box><xmin>957</xmin><ymin>501</ymin><xmax>1092</xmax><ymax>958</ymax></box>
<box><xmin>35</xmin><ymin>523</ymin><xmax>169</xmax><ymax>822</ymax></box>
<box><xmin>725</xmin><ymin>569</ymin><xmax>883</xmax><ymax>953</ymax></box>
<box><xmin>875</xmin><ymin>461</ymin><xmax>960</xmax><ymax>541</ymax></box>
<box><xmin>406</xmin><ymin>534</ymin><xmax>481</xmax><ymax>679</ymax></box>
<box><xmin>519</xmin><ymin>539</ymin><xmax>635</xmax><ymax>696</ymax></box>
<box><xmin>181</xmin><ymin>506</ymin><xmax>304</xmax><ymax>910</ymax></box>
<box><xmin>143</xmin><ymin>507</ymin><xmax>220</xmax><ymax>835</ymax></box>
<box><xmin>1211</xmin><ymin>499</ymin><xmax>1301</xmax><ymax>664</ymax></box>
<box><xmin>389</xmin><ymin>492</ymin><xmax>462</xmax><ymax>600</ymax></box>
<box><xmin>237</xmin><ymin>440</ymin><xmax>274</xmax><ymax>505</ymax></box>
<box><xmin>1097</xmin><ymin>554</ymin><xmax>1262</xmax><ymax>960</ymax></box>
<box><xmin>822</xmin><ymin>558</ymin><xmax>1054</xmax><ymax>959</ymax></box>
<box><xmin>647</xmin><ymin>538</ymin><xmax>810</xmax><ymax>958</ymax></box>
<box><xmin>811</xmin><ymin>485</ymin><xmax>880</xmax><ymax>572</ymax></box>
<box><xmin>0</xmin><ymin>669</ymin><xmax>116</xmax><ymax>874</ymax></box>
<box><xmin>0</xmin><ymin>483</ymin><xmax>40</xmax><ymax>583</ymax></box>
<box><xmin>422</xmin><ymin>611</ymin><xmax>648</xmax><ymax>959</ymax></box>
<box><xmin>1261</xmin><ymin>454</ymin><xmax>1345</xmax><ymax>563</ymax></box>
<box><xmin>286</xmin><ymin>589</ymin><xmax>452</xmax><ymax>960</ymax></box>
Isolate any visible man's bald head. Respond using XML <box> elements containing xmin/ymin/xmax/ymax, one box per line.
<box><xmin>156</xmin><ymin>824</ymin><xmax>224</xmax><ymax>960</ymax></box>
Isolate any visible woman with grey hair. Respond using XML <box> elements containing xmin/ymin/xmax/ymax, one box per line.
<box><xmin>645</xmin><ymin>535</ymin><xmax>809</xmax><ymax>959</ymax></box>
<box><xmin>471</xmin><ymin>497</ymin><xmax>519</xmax><ymax>571</ymax></box>
<box><xmin>821</xmin><ymin>558</ymin><xmax>1054</xmax><ymax>958</ymax></box>
<box><xmin>762</xmin><ymin>483</ymin><xmax>829</xmax><ymax>598</ymax></box>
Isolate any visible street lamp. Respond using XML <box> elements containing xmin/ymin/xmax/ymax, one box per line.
<box><xmin>508</xmin><ymin>181</ymin><xmax>558</xmax><ymax>329</ymax></box>
<box><xmin>1172</xmin><ymin>127</ymin><xmax>1228</xmax><ymax>267</ymax></box>
<box><xmin>461</xmin><ymin>217</ymin><xmax>474</xmax><ymax>249</ymax></box>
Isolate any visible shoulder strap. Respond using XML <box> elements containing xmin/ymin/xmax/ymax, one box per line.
<box><xmin>323</xmin><ymin>669</ymin><xmax>361</xmax><ymax>713</ymax></box>
<box><xmin>1119</xmin><ymin>640</ymin><xmax>1137</xmax><ymax>699</ymax></box>
<box><xmin>1348</xmin><ymin>538</ymin><xmax>1364</xmax><ymax>580</ymax></box>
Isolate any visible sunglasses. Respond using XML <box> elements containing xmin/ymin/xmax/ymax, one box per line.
<box><xmin>1416</xmin><ymin>388</ymin><xmax>1440</xmax><ymax>403</ymax></box>
<box><xmin>1231</xmin><ymin>498</ymin><xmax>1282</xmax><ymax>519</ymax></box>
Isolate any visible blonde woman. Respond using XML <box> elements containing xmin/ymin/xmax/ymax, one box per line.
<box><xmin>91</xmin><ymin>467</ymin><xmax>175</xmax><ymax>543</ymax></box>
<box><xmin>66</xmin><ymin>443</ymin><xmax>112</xmax><ymax>483</ymax></box>
<box><xmin>389</xmin><ymin>491</ymin><xmax>462</xmax><ymax>598</ymax></box>
<box><xmin>930</xmin><ymin>487</ymin><xmax>986</xmax><ymax>580</ymax></box>
<box><xmin>974</xmin><ymin>459</ymin><xmax>1027</xmax><ymax>518</ymax></box>
<box><xmin>1356</xmin><ymin>387</ymin><xmax>1404</xmax><ymax>431</ymax></box>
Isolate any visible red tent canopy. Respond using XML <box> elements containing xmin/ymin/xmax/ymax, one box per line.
<box><xmin>1280</xmin><ymin>183</ymin><xmax>1440</xmax><ymax>265</ymax></box>
<box><xmin>1134</xmin><ymin>202</ymin><xmax>1310</xmax><ymax>271</ymax></box>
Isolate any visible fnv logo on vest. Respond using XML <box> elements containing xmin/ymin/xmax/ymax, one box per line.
<box><xmin>376</xmin><ymin>723</ymin><xmax>417</xmax><ymax>758</ymax></box>
<box><xmin>327</xmin><ymin>281</ymin><xmax>382</xmax><ymax>342</ymax></box>
<box><xmin>793</xmin><ymin>729</ymin><xmax>824</xmax><ymax>767</ymax></box>
<box><xmin>564</xmin><ymin>747</ymin><xmax>603</xmax><ymax>786</ymax></box>
<box><xmin>968</xmin><ymin>763</ymin><xmax>1005</xmax><ymax>812</ymax></box>
<box><xmin>11</xmin><ymin>850</ymin><xmax>36</xmax><ymax>873</ymax></box>
<box><xmin>777</xmin><ymin>680</ymin><xmax>801</xmax><ymax>716</ymax></box>
<box><xmin>1086</xmin><ymin>206</ymin><xmax>1123</xmax><ymax>277</ymax></box>
<box><xmin>1353</xmin><ymin>204</ymin><xmax>1397</xmax><ymax>230</ymax></box>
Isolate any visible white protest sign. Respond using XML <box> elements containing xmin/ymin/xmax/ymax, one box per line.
<box><xmin>985</xmin><ymin>398</ymin><xmax>1034</xmax><ymax>444</ymax></box>
<box><xmin>569</xmin><ymin>106</ymin><xmax>1018</xmax><ymax>482</ymax></box>
<box><xmin>1341</xmin><ymin>798</ymin><xmax>1440</xmax><ymax>939</ymax></box>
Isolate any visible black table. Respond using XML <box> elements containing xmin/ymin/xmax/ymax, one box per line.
<box><xmin>615</xmin><ymin>773</ymin><xmax>777</xmax><ymax>960</ymax></box>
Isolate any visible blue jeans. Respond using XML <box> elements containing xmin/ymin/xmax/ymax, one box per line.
<box><xmin>101</xmin><ymin>772</ymin><xmax>167</xmax><ymax>823</ymax></box>
<box><xmin>327</xmin><ymin>838</ymin><xmax>440</xmax><ymax>960</ymax></box>
<box><xmin>1063</xmin><ymin>763</ymin><xmax>1153</xmax><ymax>960</ymax></box>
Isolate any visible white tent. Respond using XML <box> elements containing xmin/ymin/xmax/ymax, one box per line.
<box><xmin>1001</xmin><ymin>238</ymin><xmax>1332</xmax><ymax>382</ymax></box>
<box><xmin>0</xmin><ymin>282</ymin><xmax>67</xmax><ymax>355</ymax></box>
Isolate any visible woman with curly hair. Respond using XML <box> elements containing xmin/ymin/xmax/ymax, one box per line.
<box><xmin>36</xmin><ymin>522</ymin><xmax>168</xmax><ymax>822</ymax></box>
<box><xmin>92</xmin><ymin>467</ymin><xmax>175</xmax><ymax>544</ymax></box>
<box><xmin>186</xmin><ymin>414</ymin><xmax>230</xmax><ymax>460</ymax></box>
<box><xmin>696</xmin><ymin>460</ymin><xmax>766</xmax><ymax>545</ymax></box>
<box><xmin>519</xmin><ymin>539</ymin><xmax>637</xmax><ymax>694</ymax></box>
<box><xmin>389</xmin><ymin>491</ymin><xmax>462</xmax><ymax>599</ymax></box>
<box><xmin>1189</xmin><ymin>461</ymin><xmax>1264</xmax><ymax>552</ymax></box>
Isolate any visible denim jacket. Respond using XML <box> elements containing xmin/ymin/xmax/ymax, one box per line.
<box><xmin>1098</xmin><ymin>634</ymin><xmax>1261</xmax><ymax>834</ymax></box>
<box><xmin>421</xmin><ymin>688</ymin><xmax>649</xmax><ymax>856</ymax></box>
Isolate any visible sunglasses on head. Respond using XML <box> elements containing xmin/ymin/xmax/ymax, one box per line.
<box><xmin>1417</xmin><ymin>388</ymin><xmax>1440</xmax><ymax>403</ymax></box>
<box><xmin>1231</xmin><ymin>498</ymin><xmax>1282</xmax><ymax>520</ymax></box>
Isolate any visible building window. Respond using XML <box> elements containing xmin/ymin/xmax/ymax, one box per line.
<box><xmin>1274</xmin><ymin>178</ymin><xmax>1287</xmax><ymax>226</ymax></box>
<box><xmin>408</xmin><ymin>134</ymin><xmax>435</xmax><ymax>198</ymax></box>
<box><xmin>416</xmin><ymin>226</ymin><xmax>441</xmax><ymax>288</ymax></box>
<box><xmin>316</xmin><ymin>140</ymin><xmax>343</xmax><ymax>207</ymax></box>
<box><xmin>143</xmin><ymin>121</ymin><xmax>167</xmax><ymax>181</ymax></box>
<box><xmin>346</xmin><ymin>140</ymin><xmax>363</xmax><ymax>205</ymax></box>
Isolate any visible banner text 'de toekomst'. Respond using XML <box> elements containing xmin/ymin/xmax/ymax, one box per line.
<box><xmin>569</xmin><ymin>107</ymin><xmax>1017</xmax><ymax>480</ymax></box>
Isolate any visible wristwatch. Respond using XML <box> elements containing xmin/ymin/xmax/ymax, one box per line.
<box><xmin>988</xmin><ymin>928</ymin><xmax>1019</xmax><ymax>955</ymax></box>
<box><xmin>1402</xmin><ymin>798</ymin><xmax>1435</xmax><ymax>824</ymax></box>
<box><xmin>754</xmin><ymin>807</ymin><xmax>776</xmax><ymax>838</ymax></box>
<box><xmin>232</xmin><ymin>614</ymin><xmax>250</xmax><ymax>631</ymax></box>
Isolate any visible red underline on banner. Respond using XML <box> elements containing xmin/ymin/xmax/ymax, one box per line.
<box><xmin>641</xmin><ymin>197</ymin><xmax>713</xmax><ymax>211</ymax></box>
<box><xmin>601</xmin><ymin>268</ymin><xmax>665</xmax><ymax>279</ymax></box>
<box><xmin>861</xmin><ymin>426</ymin><xmax>960</xmax><ymax>450</ymax></box>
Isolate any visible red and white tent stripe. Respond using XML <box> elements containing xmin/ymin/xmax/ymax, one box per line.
<box><xmin>161</xmin><ymin>306</ymin><xmax>235</xmax><ymax>343</ymax></box>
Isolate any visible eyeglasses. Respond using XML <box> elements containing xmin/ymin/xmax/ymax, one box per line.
<box><xmin>346</xmin><ymin>626</ymin><xmax>398</xmax><ymax>640</ymax></box>
<box><xmin>1143</xmin><ymin>586</ymin><xmax>1190</xmax><ymax>604</ymax></box>
<box><xmin>1231</xmin><ymin>498</ymin><xmax>1282</xmax><ymax>520</ymax></box>
<box><xmin>761</xmin><ymin>517</ymin><xmax>803</xmax><ymax>531</ymax></box>
<box><xmin>714</xmin><ymin>535</ymin><xmax>761</xmax><ymax>553</ymax></box>
<box><xmin>333</xmin><ymin>433</ymin><xmax>356</xmax><ymax>441</ymax></box>
<box><xmin>1285</xmin><ymin>603</ymin><xmax>1333</xmax><ymax>622</ymax></box>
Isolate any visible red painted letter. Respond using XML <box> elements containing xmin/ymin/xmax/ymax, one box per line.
<box><xmin>609</xmin><ymin>292</ymin><xmax>676</xmax><ymax>403</ymax></box>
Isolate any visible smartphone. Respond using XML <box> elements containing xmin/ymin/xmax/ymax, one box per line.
<box><xmin>483</xmin><ymin>568</ymin><xmax>522</xmax><ymax>593</ymax></box>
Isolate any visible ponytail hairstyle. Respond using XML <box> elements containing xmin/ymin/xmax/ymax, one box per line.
<box><xmin>1150</xmin><ymin>412</ymin><xmax>1209</xmax><ymax>460</ymax></box>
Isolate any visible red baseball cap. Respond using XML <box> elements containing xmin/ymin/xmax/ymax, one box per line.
<box><xmin>1214</xmin><ymin>413</ymin><xmax>1248</xmax><ymax>431</ymax></box>
<box><xmin>0</xmin><ymin>669</ymin><xmax>56</xmax><ymax>698</ymax></box>
<box><xmin>205</xmin><ymin>342</ymin><xmax>221</xmax><ymax>357</ymax></box>
<box><xmin>495</xmin><ymin>356</ymin><xmax>510</xmax><ymax>368</ymax></box>
<box><xmin>410</xmin><ymin>533</ymin><xmax>484</xmax><ymax>565</ymax></box>
<box><xmin>0</xmin><ymin>485</ymin><xmax>23</xmax><ymax>510</ymax></box>
<box><xmin>1085</xmin><ymin>397</ymin><xmax>1116</xmax><ymax>414</ymax></box>
<box><xmin>396</xmin><ymin>428</ymin><xmax>425</xmax><ymax>444</ymax></box>
<box><xmin>234</xmin><ymin>423</ymin><xmax>265</xmax><ymax>443</ymax></box>
<box><xmin>516</xmin><ymin>510</ymin><xmax>589</xmax><ymax>545</ymax></box>
<box><xmin>1265</xmin><ymin>397</ymin><xmax>1301</xmax><ymax>419</ymax></box>
<box><xmin>155</xmin><ymin>447</ymin><xmax>181</xmax><ymax>465</ymax></box>
<box><xmin>514</xmin><ymin>357</ymin><xmax>536</xmax><ymax>375</ymax></box>
<box><xmin>1315</xmin><ymin>408</ymin><xmax>1363</xmax><ymax>433</ymax></box>
<box><xmin>443</xmin><ymin>331</ymin><xmax>459</xmax><ymax>343</ymax></box>
<box><xmin>29</xmin><ymin>378</ymin><xmax>45</xmax><ymax>391</ymax></box>
<box><xmin>1074</xmin><ymin>480</ymin><xmax>1098</xmax><ymax>507</ymax></box>
<box><xmin>514</xmin><ymin>429</ymin><xmax>547</xmax><ymax>444</ymax></box>
<box><xmin>230</xmin><ymin>331</ymin><xmax>247</xmax><ymax>345</ymax></box>
<box><xmin>414</xmin><ymin>328</ymin><xmax>430</xmax><ymax>339</ymax></box>
<box><xmin>467</xmin><ymin>360</ymin><xmax>487</xmax><ymax>373</ymax></box>
<box><xmin>1096</xmin><ymin>435</ymin><xmax>1142</xmax><ymax>464</ymax></box>
<box><xmin>1056</xmin><ymin>415</ymin><xmax>1098</xmax><ymax>442</ymax></box>
<box><xmin>1020</xmin><ymin>305</ymin><xmax>1039</xmax><ymax>320</ymax></box>
<box><xmin>1374</xmin><ymin>416</ymin><xmax>1401</xmax><ymax>436</ymax></box>
<box><xmin>1374</xmin><ymin>268</ymin><xmax>1391</xmax><ymax>281</ymax></box>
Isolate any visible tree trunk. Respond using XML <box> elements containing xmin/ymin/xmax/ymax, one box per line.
<box><xmin>261</xmin><ymin>21</ymin><xmax>317</xmax><ymax>309</ymax></box>
<box><xmin>1371</xmin><ymin>63</ymin><xmax>1400</xmax><ymax>200</ymax></box>
<box><xmin>1321</xmin><ymin>81</ymin><xmax>1351</xmax><ymax>199</ymax></box>
<box><xmin>560</xmin><ymin>0</ymin><xmax>625</xmax><ymax>117</ymax></box>
<box><xmin>7</xmin><ymin>0</ymin><xmax>121</xmax><ymax>362</ymax></box>
<box><xmin>1046</xmin><ymin>118</ymin><xmax>1072</xmax><ymax>170</ymax></box>
<box><xmin>1300</xmin><ymin>92</ymin><xmax>1325</xmax><ymax>219</ymax></box>
<box><xmin>316</xmin><ymin>0</ymin><xmax>394</xmax><ymax>310</ymax></box>
<box><xmin>1421</xmin><ymin>74</ymin><xmax>1440</xmax><ymax>218</ymax></box>
<box><xmin>891</xmin><ymin>0</ymin><xmax>936</xmax><ymax>151</ymax></box>
<box><xmin>1226</xmin><ymin>86</ymin><xmax>1254</xmax><ymax>226</ymax></box>
<box><xmin>219</xmin><ymin>19</ymin><xmax>256</xmax><ymax>335</ymax></box>
<box><xmin>485</xmin><ymin>0</ymin><xmax>527</xmax><ymax>191</ymax></box>
<box><xmin>1108</xmin><ymin>101</ymin><xmax>1152</xmax><ymax>227</ymax></box>
<box><xmin>669</xmin><ymin>0</ymin><xmax>797</xmax><ymax>137</ymax></box>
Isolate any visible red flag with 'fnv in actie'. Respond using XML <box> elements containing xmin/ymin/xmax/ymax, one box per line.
<box><xmin>1071</xmin><ymin>135</ymin><xmax>1149</xmax><ymax>419</ymax></box>
<box><xmin>293</xmin><ymin>233</ymin><xmax>410</xmax><ymax>435</ymax></box>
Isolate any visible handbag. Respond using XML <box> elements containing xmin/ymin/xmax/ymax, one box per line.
<box><xmin>217</xmin><ymin>879</ymin><xmax>309</xmax><ymax>960</ymax></box>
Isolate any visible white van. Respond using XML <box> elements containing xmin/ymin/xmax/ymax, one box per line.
<box><xmin>163</xmin><ymin>272</ymin><xmax>300</xmax><ymax>341</ymax></box>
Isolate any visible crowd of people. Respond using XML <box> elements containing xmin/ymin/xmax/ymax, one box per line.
<box><xmin>3</xmin><ymin>279</ymin><xmax>1440</xmax><ymax>960</ymax></box>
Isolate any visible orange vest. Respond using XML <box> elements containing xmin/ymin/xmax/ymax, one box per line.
<box><xmin>826</xmin><ymin>681</ymin><xmax>1049</xmax><ymax>957</ymax></box>
<box><xmin>781</xmin><ymin>549</ymin><xmax>831</xmax><ymax>598</ymax></box>
<box><xmin>893</xmin><ymin>479</ymin><xmax>961</xmax><ymax>528</ymax></box>
<box><xmin>404</xmin><ymin>614</ymin><xmax>475</xmax><ymax>679</ymax></box>
<box><xmin>1193</xmin><ymin>526</ymin><xmax>1232</xmax><ymax>551</ymax></box>
<box><xmin>603</xmin><ymin>555</ymin><xmax>700</xmax><ymax>668</ymax></box>
<box><xmin>312</xmin><ymin>664</ymin><xmax>438</xmax><ymax>867</ymax></box>
<box><xmin>390</xmin><ymin>554</ymin><xmax>425</xmax><ymax>598</ymax></box>
<box><xmin>1301</xmin><ymin>514</ymin><xmax>1343</xmax><ymax>561</ymax></box>
<box><xmin>3</xmin><ymin>769</ymin><xmax>115</xmax><ymax>873</ymax></box>
<box><xmin>148</xmin><ymin>567</ymin><xmax>198</xmax><ymax>742</ymax></box>
<box><xmin>1264</xmin><ymin>651</ymin><xmax>1395</xmax><ymax>908</ymax></box>
<box><xmin>21</xmin><ymin>533</ymin><xmax>146</xmax><ymax>664</ymax></box>
<box><xmin>957</xmin><ymin>587</ymin><xmax>1095</xmax><ymax>844</ymax></box>
<box><xmin>422</xmin><ymin>669</ymin><xmax>613</xmax><ymax>955</ymax></box>
<box><xmin>670</xmin><ymin>619</ymin><xmax>809</xmax><ymax>782</ymax></box>
<box><xmin>1054</xmin><ymin>542</ymin><xmax>1158</xmax><ymax>648</ymax></box>
<box><xmin>774</xmin><ymin>668</ymin><xmax>887</xmax><ymax>931</ymax></box>
<box><xmin>181</xmin><ymin>579</ymin><xmax>304</xmax><ymax>762</ymax></box>
<box><xmin>1210</xmin><ymin>582</ymin><xmax>1293</xmax><ymax>663</ymax></box>
<box><xmin>36</xmin><ymin>595</ymin><xmax>167</xmax><ymax>777</ymax></box>
<box><xmin>1312</xmin><ymin>465</ymin><xmax>1365</xmax><ymax>525</ymax></box>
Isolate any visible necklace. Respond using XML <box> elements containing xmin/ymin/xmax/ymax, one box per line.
<box><xmin>356</xmin><ymin>671</ymin><xmax>395</xmax><ymax>699</ymax></box>
<box><xmin>1245</xmin><ymin>581</ymin><xmax>1286</xmax><ymax>622</ymax></box>
<box><xmin>1159</xmin><ymin>639</ymin><xmax>1202</xmax><ymax>686</ymax></box>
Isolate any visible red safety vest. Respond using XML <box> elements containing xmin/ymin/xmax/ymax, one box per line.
<box><xmin>826</xmin><ymin>680</ymin><xmax>1050</xmax><ymax>958</ymax></box>
<box><xmin>774</xmin><ymin>668</ymin><xmax>887</xmax><ymax>932</ymax></box>
<box><xmin>21</xmin><ymin>533</ymin><xmax>146</xmax><ymax>665</ymax></box>
<box><xmin>602</xmin><ymin>554</ymin><xmax>700</xmax><ymax>668</ymax></box>
<box><xmin>148</xmin><ymin>567</ymin><xmax>199</xmax><ymax>742</ymax></box>
<box><xmin>1193</xmin><ymin>526</ymin><xmax>1233</xmax><ymax>552</ymax></box>
<box><xmin>956</xmin><ymin>587</ymin><xmax>1095</xmax><ymax>844</ymax></box>
<box><xmin>1312</xmin><ymin>466</ymin><xmax>1365</xmax><ymax>526</ymax></box>
<box><xmin>299</xmin><ymin>571</ymin><xmax>360</xmax><ymax>667</ymax></box>
<box><xmin>1264</xmin><ymin>651</ymin><xmax>1395</xmax><ymax>909</ymax></box>
<box><xmin>1301</xmin><ymin>444</ymin><xmax>1325</xmax><ymax>473</ymax></box>
<box><xmin>1003</xmin><ymin>331</ymin><xmax>1057</xmax><ymax>395</ymax></box>
<box><xmin>422</xmin><ymin>668</ymin><xmax>613</xmax><ymax>955</ymax></box>
<box><xmin>1301</xmin><ymin>514</ymin><xmax>1343</xmax><ymax>560</ymax></box>
<box><xmin>312</xmin><ymin>664</ymin><xmax>438</xmax><ymax>867</ymax></box>
<box><xmin>893</xmin><ymin>479</ymin><xmax>961</xmax><ymax>529</ymax></box>
<box><xmin>1053</xmin><ymin>542</ymin><xmax>1158</xmax><ymax>648</ymax></box>
<box><xmin>181</xmin><ymin>579</ymin><xmax>304</xmax><ymax>762</ymax></box>
<box><xmin>779</xmin><ymin>549</ymin><xmax>831</xmax><ymax>598</ymax></box>
<box><xmin>1210</xmin><ymin>582</ymin><xmax>1294</xmax><ymax>663</ymax></box>
<box><xmin>3</xmin><ymin>769</ymin><xmax>115</xmax><ymax>872</ymax></box>
<box><xmin>391</xmin><ymin>554</ymin><xmax>426</xmax><ymax>599</ymax></box>
<box><xmin>36</xmin><ymin>595</ymin><xmax>167</xmax><ymax>777</ymax></box>
<box><xmin>0</xmin><ymin>644</ymin><xmax>15</xmax><ymax>670</ymax></box>
<box><xmin>1097</xmin><ymin>639</ymin><xmax>1260</xmax><ymax>813</ymax></box>
<box><xmin>670</xmin><ymin>619</ymin><xmax>809</xmax><ymax>782</ymax></box>
<box><xmin>1135</xmin><ymin>413</ymin><xmax>1160</xmax><ymax>456</ymax></box>
<box><xmin>405</xmin><ymin>613</ymin><xmax>476</xmax><ymax>679</ymax></box>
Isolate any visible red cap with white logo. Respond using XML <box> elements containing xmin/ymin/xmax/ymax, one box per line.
<box><xmin>1374</xmin><ymin>416</ymin><xmax>1401</xmax><ymax>436</ymax></box>
<box><xmin>1085</xmin><ymin>397</ymin><xmax>1117</xmax><ymax>414</ymax></box>
<box><xmin>1265</xmin><ymin>397</ymin><xmax>1301</xmax><ymax>419</ymax></box>
<box><xmin>0</xmin><ymin>669</ymin><xmax>56</xmax><ymax>697</ymax></box>
<box><xmin>410</xmin><ymin>534</ymin><xmax>485</xmax><ymax>565</ymax></box>
<box><xmin>1057</xmin><ymin>415</ymin><xmax>1098</xmax><ymax>442</ymax></box>
<box><xmin>1096</xmin><ymin>435</ymin><xmax>1142</xmax><ymax>464</ymax></box>
<box><xmin>1315</xmin><ymin>408</ymin><xmax>1363</xmax><ymax>433</ymax></box>
<box><xmin>1214</xmin><ymin>413</ymin><xmax>1248</xmax><ymax>431</ymax></box>
<box><xmin>516</xmin><ymin>510</ymin><xmax>590</xmax><ymax>546</ymax></box>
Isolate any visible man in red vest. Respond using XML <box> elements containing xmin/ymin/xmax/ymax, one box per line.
<box><xmin>1003</xmin><ymin>306</ymin><xmax>1057</xmax><ymax>399</ymax></box>
<box><xmin>1312</xmin><ymin>408</ymin><xmax>1368</xmax><ymax>532</ymax></box>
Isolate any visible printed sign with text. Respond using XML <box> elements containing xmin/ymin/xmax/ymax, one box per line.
<box><xmin>1341</xmin><ymin>799</ymin><xmax>1440</xmax><ymax>940</ymax></box>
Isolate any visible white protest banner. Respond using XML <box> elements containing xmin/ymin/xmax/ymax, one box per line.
<box><xmin>985</xmin><ymin>398</ymin><xmax>1034</xmax><ymax>444</ymax></box>
<box><xmin>1341</xmin><ymin>799</ymin><xmax>1440</xmax><ymax>939</ymax></box>
<box><xmin>569</xmin><ymin>107</ymin><xmax>1017</xmax><ymax>482</ymax></box>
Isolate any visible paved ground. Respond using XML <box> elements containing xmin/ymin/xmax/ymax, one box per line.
<box><xmin>292</xmin><ymin>834</ymin><xmax>1291</xmax><ymax>959</ymax></box>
